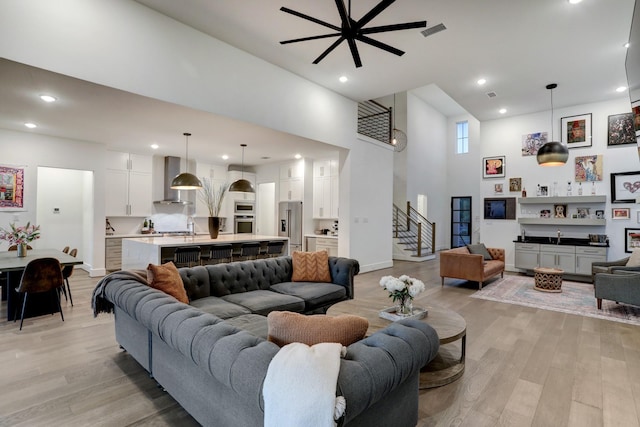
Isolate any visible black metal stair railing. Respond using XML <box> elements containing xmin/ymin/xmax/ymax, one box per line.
<box><xmin>358</xmin><ymin>100</ymin><xmax>391</xmax><ymax>144</ymax></box>
<box><xmin>392</xmin><ymin>202</ymin><xmax>435</xmax><ymax>257</ymax></box>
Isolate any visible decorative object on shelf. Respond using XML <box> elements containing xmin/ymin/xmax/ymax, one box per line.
<box><xmin>611</xmin><ymin>171</ymin><xmax>640</xmax><ymax>203</ymax></box>
<box><xmin>561</xmin><ymin>113</ymin><xmax>592</xmax><ymax>149</ymax></box>
<box><xmin>171</xmin><ymin>133</ymin><xmax>203</xmax><ymax>190</ymax></box>
<box><xmin>379</xmin><ymin>274</ymin><xmax>425</xmax><ymax>317</ymax></box>
<box><xmin>596</xmin><ymin>209</ymin><xmax>605</xmax><ymax>219</ymax></box>
<box><xmin>522</xmin><ymin>187</ymin><xmax>527</xmax><ymax>197</ymax></box>
<box><xmin>0</xmin><ymin>222</ymin><xmax>40</xmax><ymax>256</ymax></box>
<box><xmin>553</xmin><ymin>204</ymin><xmax>567</xmax><ymax>218</ymax></box>
<box><xmin>229</xmin><ymin>144</ymin><xmax>255</xmax><ymax>193</ymax></box>
<box><xmin>607</xmin><ymin>113</ymin><xmax>636</xmax><ymax>146</ymax></box>
<box><xmin>576</xmin><ymin>207</ymin><xmax>590</xmax><ymax>219</ymax></box>
<box><xmin>625</xmin><ymin>228</ymin><xmax>640</xmax><ymax>253</ymax></box>
<box><xmin>540</xmin><ymin>209</ymin><xmax>551</xmax><ymax>218</ymax></box>
<box><xmin>521</xmin><ymin>132</ymin><xmax>548</xmax><ymax>157</ymax></box>
<box><xmin>537</xmin><ymin>184</ymin><xmax>549</xmax><ymax>197</ymax></box>
<box><xmin>509</xmin><ymin>177</ymin><xmax>522</xmax><ymax>192</ymax></box>
<box><xmin>566</xmin><ymin>181</ymin><xmax>572</xmax><ymax>196</ymax></box>
<box><xmin>537</xmin><ymin>83</ymin><xmax>569</xmax><ymax>166</ymax></box>
<box><xmin>613</xmin><ymin>207</ymin><xmax>631</xmax><ymax>220</ymax></box>
<box><xmin>0</xmin><ymin>165</ymin><xmax>25</xmax><ymax>209</ymax></box>
<box><xmin>575</xmin><ymin>155</ymin><xmax>603</xmax><ymax>182</ymax></box>
<box><xmin>483</xmin><ymin>156</ymin><xmax>505</xmax><ymax>179</ymax></box>
<box><xmin>198</xmin><ymin>178</ymin><xmax>229</xmax><ymax>239</ymax></box>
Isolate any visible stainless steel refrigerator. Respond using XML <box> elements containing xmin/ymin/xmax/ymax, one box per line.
<box><xmin>278</xmin><ymin>201</ymin><xmax>303</xmax><ymax>253</ymax></box>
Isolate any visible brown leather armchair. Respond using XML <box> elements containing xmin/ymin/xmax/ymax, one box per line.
<box><xmin>440</xmin><ymin>246</ymin><xmax>505</xmax><ymax>289</ymax></box>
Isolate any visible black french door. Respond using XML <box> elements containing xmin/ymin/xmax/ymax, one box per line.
<box><xmin>451</xmin><ymin>197</ymin><xmax>472</xmax><ymax>248</ymax></box>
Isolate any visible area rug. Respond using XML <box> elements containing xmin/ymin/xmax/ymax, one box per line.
<box><xmin>470</xmin><ymin>274</ymin><xmax>640</xmax><ymax>326</ymax></box>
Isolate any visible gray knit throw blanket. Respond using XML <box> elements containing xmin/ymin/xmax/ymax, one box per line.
<box><xmin>91</xmin><ymin>269</ymin><xmax>148</xmax><ymax>317</ymax></box>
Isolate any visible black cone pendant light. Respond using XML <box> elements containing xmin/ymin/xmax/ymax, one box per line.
<box><xmin>537</xmin><ymin>83</ymin><xmax>569</xmax><ymax>166</ymax></box>
<box><xmin>229</xmin><ymin>144</ymin><xmax>255</xmax><ymax>193</ymax></box>
<box><xmin>171</xmin><ymin>132</ymin><xmax>203</xmax><ymax>190</ymax></box>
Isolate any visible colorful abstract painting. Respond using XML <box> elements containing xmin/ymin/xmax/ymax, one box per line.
<box><xmin>0</xmin><ymin>166</ymin><xmax>24</xmax><ymax>209</ymax></box>
<box><xmin>574</xmin><ymin>155</ymin><xmax>603</xmax><ymax>182</ymax></box>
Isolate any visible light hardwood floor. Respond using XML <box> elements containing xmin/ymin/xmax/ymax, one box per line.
<box><xmin>1</xmin><ymin>258</ymin><xmax>639</xmax><ymax>426</ymax></box>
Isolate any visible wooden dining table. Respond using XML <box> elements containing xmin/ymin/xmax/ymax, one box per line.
<box><xmin>0</xmin><ymin>249</ymin><xmax>82</xmax><ymax>321</ymax></box>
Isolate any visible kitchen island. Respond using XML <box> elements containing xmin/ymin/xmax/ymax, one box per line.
<box><xmin>121</xmin><ymin>234</ymin><xmax>289</xmax><ymax>270</ymax></box>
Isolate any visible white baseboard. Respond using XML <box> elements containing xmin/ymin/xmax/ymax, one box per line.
<box><xmin>359</xmin><ymin>260</ymin><xmax>394</xmax><ymax>273</ymax></box>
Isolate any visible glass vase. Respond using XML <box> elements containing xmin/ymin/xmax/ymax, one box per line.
<box><xmin>396</xmin><ymin>296</ymin><xmax>413</xmax><ymax>317</ymax></box>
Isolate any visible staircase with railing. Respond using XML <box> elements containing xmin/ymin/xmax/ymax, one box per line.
<box><xmin>392</xmin><ymin>202</ymin><xmax>435</xmax><ymax>260</ymax></box>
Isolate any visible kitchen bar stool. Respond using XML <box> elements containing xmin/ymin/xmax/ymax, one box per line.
<box><xmin>238</xmin><ymin>242</ymin><xmax>260</xmax><ymax>261</ymax></box>
<box><xmin>172</xmin><ymin>246</ymin><xmax>202</xmax><ymax>268</ymax></box>
<box><xmin>262</xmin><ymin>241</ymin><xmax>285</xmax><ymax>258</ymax></box>
<box><xmin>205</xmin><ymin>244</ymin><xmax>234</xmax><ymax>265</ymax></box>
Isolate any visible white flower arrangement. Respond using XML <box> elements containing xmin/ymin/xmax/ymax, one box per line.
<box><xmin>379</xmin><ymin>274</ymin><xmax>426</xmax><ymax>304</ymax></box>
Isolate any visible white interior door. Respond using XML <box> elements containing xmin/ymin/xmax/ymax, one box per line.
<box><xmin>256</xmin><ymin>182</ymin><xmax>275</xmax><ymax>235</ymax></box>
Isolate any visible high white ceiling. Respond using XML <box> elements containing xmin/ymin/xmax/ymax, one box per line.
<box><xmin>1</xmin><ymin>0</ymin><xmax>636</xmax><ymax>167</ymax></box>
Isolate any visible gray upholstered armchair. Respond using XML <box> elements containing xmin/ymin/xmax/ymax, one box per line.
<box><xmin>594</xmin><ymin>270</ymin><xmax>640</xmax><ymax>309</ymax></box>
<box><xmin>591</xmin><ymin>257</ymin><xmax>631</xmax><ymax>283</ymax></box>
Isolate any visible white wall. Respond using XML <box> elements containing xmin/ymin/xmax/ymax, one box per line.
<box><xmin>480</xmin><ymin>97</ymin><xmax>639</xmax><ymax>267</ymax></box>
<box><xmin>406</xmin><ymin>92</ymin><xmax>449</xmax><ymax>251</ymax></box>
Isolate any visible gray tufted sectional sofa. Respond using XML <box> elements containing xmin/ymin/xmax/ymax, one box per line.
<box><xmin>94</xmin><ymin>255</ymin><xmax>440</xmax><ymax>427</ymax></box>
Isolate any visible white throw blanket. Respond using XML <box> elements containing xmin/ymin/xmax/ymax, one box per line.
<box><xmin>263</xmin><ymin>342</ymin><xmax>346</xmax><ymax>427</ymax></box>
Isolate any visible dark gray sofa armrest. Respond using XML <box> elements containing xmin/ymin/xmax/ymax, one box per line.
<box><xmin>329</xmin><ymin>256</ymin><xmax>360</xmax><ymax>299</ymax></box>
<box><xmin>337</xmin><ymin>319</ymin><xmax>439</xmax><ymax>423</ymax></box>
<box><xmin>594</xmin><ymin>271</ymin><xmax>640</xmax><ymax>305</ymax></box>
<box><xmin>610</xmin><ymin>266</ymin><xmax>640</xmax><ymax>274</ymax></box>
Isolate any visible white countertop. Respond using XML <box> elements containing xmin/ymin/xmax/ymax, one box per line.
<box><xmin>122</xmin><ymin>234</ymin><xmax>288</xmax><ymax>247</ymax></box>
<box><xmin>304</xmin><ymin>234</ymin><xmax>338</xmax><ymax>239</ymax></box>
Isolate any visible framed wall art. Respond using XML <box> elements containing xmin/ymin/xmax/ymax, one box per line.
<box><xmin>521</xmin><ymin>132</ymin><xmax>547</xmax><ymax>156</ymax></box>
<box><xmin>483</xmin><ymin>156</ymin><xmax>505</xmax><ymax>179</ymax></box>
<box><xmin>574</xmin><ymin>155</ymin><xmax>603</xmax><ymax>182</ymax></box>
<box><xmin>611</xmin><ymin>171</ymin><xmax>640</xmax><ymax>203</ymax></box>
<box><xmin>632</xmin><ymin>100</ymin><xmax>640</xmax><ymax>132</ymax></box>
<box><xmin>494</xmin><ymin>183</ymin><xmax>504</xmax><ymax>194</ymax></box>
<box><xmin>612</xmin><ymin>207</ymin><xmax>631</xmax><ymax>219</ymax></box>
<box><xmin>509</xmin><ymin>177</ymin><xmax>522</xmax><ymax>192</ymax></box>
<box><xmin>0</xmin><ymin>165</ymin><xmax>25</xmax><ymax>209</ymax></box>
<box><xmin>625</xmin><ymin>228</ymin><xmax>640</xmax><ymax>253</ymax></box>
<box><xmin>561</xmin><ymin>113</ymin><xmax>592</xmax><ymax>149</ymax></box>
<box><xmin>553</xmin><ymin>204</ymin><xmax>568</xmax><ymax>218</ymax></box>
<box><xmin>608</xmin><ymin>113</ymin><xmax>636</xmax><ymax>146</ymax></box>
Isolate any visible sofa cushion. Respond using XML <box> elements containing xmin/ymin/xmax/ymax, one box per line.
<box><xmin>224</xmin><ymin>314</ymin><xmax>269</xmax><ymax>339</ymax></box>
<box><xmin>222</xmin><ymin>290</ymin><xmax>305</xmax><ymax>316</ymax></box>
<box><xmin>267</xmin><ymin>311</ymin><xmax>368</xmax><ymax>347</ymax></box>
<box><xmin>292</xmin><ymin>251</ymin><xmax>332</xmax><ymax>283</ymax></box>
<box><xmin>270</xmin><ymin>281</ymin><xmax>347</xmax><ymax>311</ymax></box>
<box><xmin>146</xmin><ymin>262</ymin><xmax>189</xmax><ymax>304</ymax></box>
<box><xmin>466</xmin><ymin>243</ymin><xmax>493</xmax><ymax>260</ymax></box>
<box><xmin>484</xmin><ymin>260</ymin><xmax>505</xmax><ymax>278</ymax></box>
<box><xmin>627</xmin><ymin>249</ymin><xmax>640</xmax><ymax>267</ymax></box>
<box><xmin>190</xmin><ymin>296</ymin><xmax>251</xmax><ymax>319</ymax></box>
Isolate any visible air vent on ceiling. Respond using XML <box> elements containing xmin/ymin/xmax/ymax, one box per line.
<box><xmin>421</xmin><ymin>23</ymin><xmax>446</xmax><ymax>38</ymax></box>
<box><xmin>486</xmin><ymin>91</ymin><xmax>497</xmax><ymax>98</ymax></box>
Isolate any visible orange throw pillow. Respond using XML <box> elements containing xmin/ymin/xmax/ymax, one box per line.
<box><xmin>291</xmin><ymin>251</ymin><xmax>332</xmax><ymax>282</ymax></box>
<box><xmin>146</xmin><ymin>262</ymin><xmax>189</xmax><ymax>304</ymax></box>
<box><xmin>267</xmin><ymin>311</ymin><xmax>369</xmax><ymax>347</ymax></box>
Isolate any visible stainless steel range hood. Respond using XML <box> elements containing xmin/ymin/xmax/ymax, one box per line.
<box><xmin>153</xmin><ymin>156</ymin><xmax>192</xmax><ymax>205</ymax></box>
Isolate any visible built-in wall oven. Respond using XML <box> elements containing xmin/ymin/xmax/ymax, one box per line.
<box><xmin>234</xmin><ymin>201</ymin><xmax>255</xmax><ymax>215</ymax></box>
<box><xmin>234</xmin><ymin>215</ymin><xmax>255</xmax><ymax>234</ymax></box>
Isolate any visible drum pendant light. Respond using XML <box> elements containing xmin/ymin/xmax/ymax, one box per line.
<box><xmin>171</xmin><ymin>132</ymin><xmax>203</xmax><ymax>190</ymax></box>
<box><xmin>537</xmin><ymin>83</ymin><xmax>569</xmax><ymax>166</ymax></box>
<box><xmin>229</xmin><ymin>144</ymin><xmax>255</xmax><ymax>193</ymax></box>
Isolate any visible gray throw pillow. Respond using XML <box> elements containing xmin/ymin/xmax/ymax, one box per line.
<box><xmin>467</xmin><ymin>243</ymin><xmax>493</xmax><ymax>260</ymax></box>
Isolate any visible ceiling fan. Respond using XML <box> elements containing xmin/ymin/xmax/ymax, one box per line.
<box><xmin>280</xmin><ymin>0</ymin><xmax>427</xmax><ymax>68</ymax></box>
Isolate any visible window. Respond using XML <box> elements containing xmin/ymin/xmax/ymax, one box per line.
<box><xmin>456</xmin><ymin>121</ymin><xmax>468</xmax><ymax>154</ymax></box>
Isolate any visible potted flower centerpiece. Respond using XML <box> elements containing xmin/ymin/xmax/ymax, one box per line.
<box><xmin>379</xmin><ymin>274</ymin><xmax>425</xmax><ymax>317</ymax></box>
<box><xmin>198</xmin><ymin>178</ymin><xmax>229</xmax><ymax>239</ymax></box>
<box><xmin>0</xmin><ymin>222</ymin><xmax>41</xmax><ymax>257</ymax></box>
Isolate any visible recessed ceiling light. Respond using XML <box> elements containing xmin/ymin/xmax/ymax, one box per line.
<box><xmin>616</xmin><ymin>86</ymin><xmax>628</xmax><ymax>92</ymax></box>
<box><xmin>39</xmin><ymin>94</ymin><xmax>56</xmax><ymax>103</ymax></box>
<box><xmin>150</xmin><ymin>144</ymin><xmax>159</xmax><ymax>149</ymax></box>
<box><xmin>499</xmin><ymin>108</ymin><xmax>507</xmax><ymax>114</ymax></box>
<box><xmin>568</xmin><ymin>0</ymin><xmax>582</xmax><ymax>4</ymax></box>
<box><xmin>339</xmin><ymin>76</ymin><xmax>348</xmax><ymax>83</ymax></box>
<box><xmin>221</xmin><ymin>154</ymin><xmax>229</xmax><ymax>160</ymax></box>
<box><xmin>24</xmin><ymin>122</ymin><xmax>37</xmax><ymax>128</ymax></box>
<box><xmin>477</xmin><ymin>78</ymin><xmax>487</xmax><ymax>85</ymax></box>
<box><xmin>294</xmin><ymin>154</ymin><xmax>302</xmax><ymax>159</ymax></box>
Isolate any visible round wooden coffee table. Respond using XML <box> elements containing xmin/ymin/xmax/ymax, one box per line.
<box><xmin>327</xmin><ymin>299</ymin><xmax>466</xmax><ymax>389</ymax></box>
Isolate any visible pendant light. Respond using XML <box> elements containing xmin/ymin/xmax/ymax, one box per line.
<box><xmin>229</xmin><ymin>144</ymin><xmax>255</xmax><ymax>193</ymax></box>
<box><xmin>537</xmin><ymin>83</ymin><xmax>569</xmax><ymax>166</ymax></box>
<box><xmin>171</xmin><ymin>132</ymin><xmax>203</xmax><ymax>190</ymax></box>
<box><xmin>390</xmin><ymin>94</ymin><xmax>407</xmax><ymax>152</ymax></box>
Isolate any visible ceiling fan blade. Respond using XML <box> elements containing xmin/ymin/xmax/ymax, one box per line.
<box><xmin>280</xmin><ymin>33</ymin><xmax>341</xmax><ymax>45</ymax></box>
<box><xmin>346</xmin><ymin>37</ymin><xmax>363</xmax><ymax>68</ymax></box>
<box><xmin>313</xmin><ymin>36</ymin><xmax>345</xmax><ymax>64</ymax></box>
<box><xmin>280</xmin><ymin>7</ymin><xmax>340</xmax><ymax>32</ymax></box>
<box><xmin>356</xmin><ymin>34</ymin><xmax>404</xmax><ymax>56</ymax></box>
<box><xmin>334</xmin><ymin>0</ymin><xmax>354</xmax><ymax>32</ymax></box>
<box><xmin>360</xmin><ymin>21</ymin><xmax>427</xmax><ymax>35</ymax></box>
<box><xmin>356</xmin><ymin>0</ymin><xmax>395</xmax><ymax>29</ymax></box>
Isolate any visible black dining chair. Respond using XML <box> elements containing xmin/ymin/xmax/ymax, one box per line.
<box><xmin>15</xmin><ymin>257</ymin><xmax>64</xmax><ymax>330</ymax></box>
<box><xmin>60</xmin><ymin>248</ymin><xmax>77</xmax><ymax>306</ymax></box>
<box><xmin>62</xmin><ymin>246</ymin><xmax>70</xmax><ymax>254</ymax></box>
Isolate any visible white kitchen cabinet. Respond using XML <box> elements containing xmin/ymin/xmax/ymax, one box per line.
<box><xmin>539</xmin><ymin>244</ymin><xmax>576</xmax><ymax>274</ymax></box>
<box><xmin>316</xmin><ymin>237</ymin><xmax>338</xmax><ymax>256</ymax></box>
<box><xmin>514</xmin><ymin>242</ymin><xmax>540</xmax><ymax>270</ymax></box>
<box><xmin>280</xmin><ymin>161</ymin><xmax>304</xmax><ymax>180</ymax></box>
<box><xmin>575</xmin><ymin>246</ymin><xmax>607</xmax><ymax>276</ymax></box>
<box><xmin>312</xmin><ymin>159</ymin><xmax>338</xmax><ymax>218</ymax></box>
<box><xmin>105</xmin><ymin>151</ymin><xmax>152</xmax><ymax>216</ymax></box>
<box><xmin>280</xmin><ymin>178</ymin><xmax>303</xmax><ymax>201</ymax></box>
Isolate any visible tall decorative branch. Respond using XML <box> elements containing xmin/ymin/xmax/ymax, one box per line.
<box><xmin>198</xmin><ymin>178</ymin><xmax>229</xmax><ymax>217</ymax></box>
